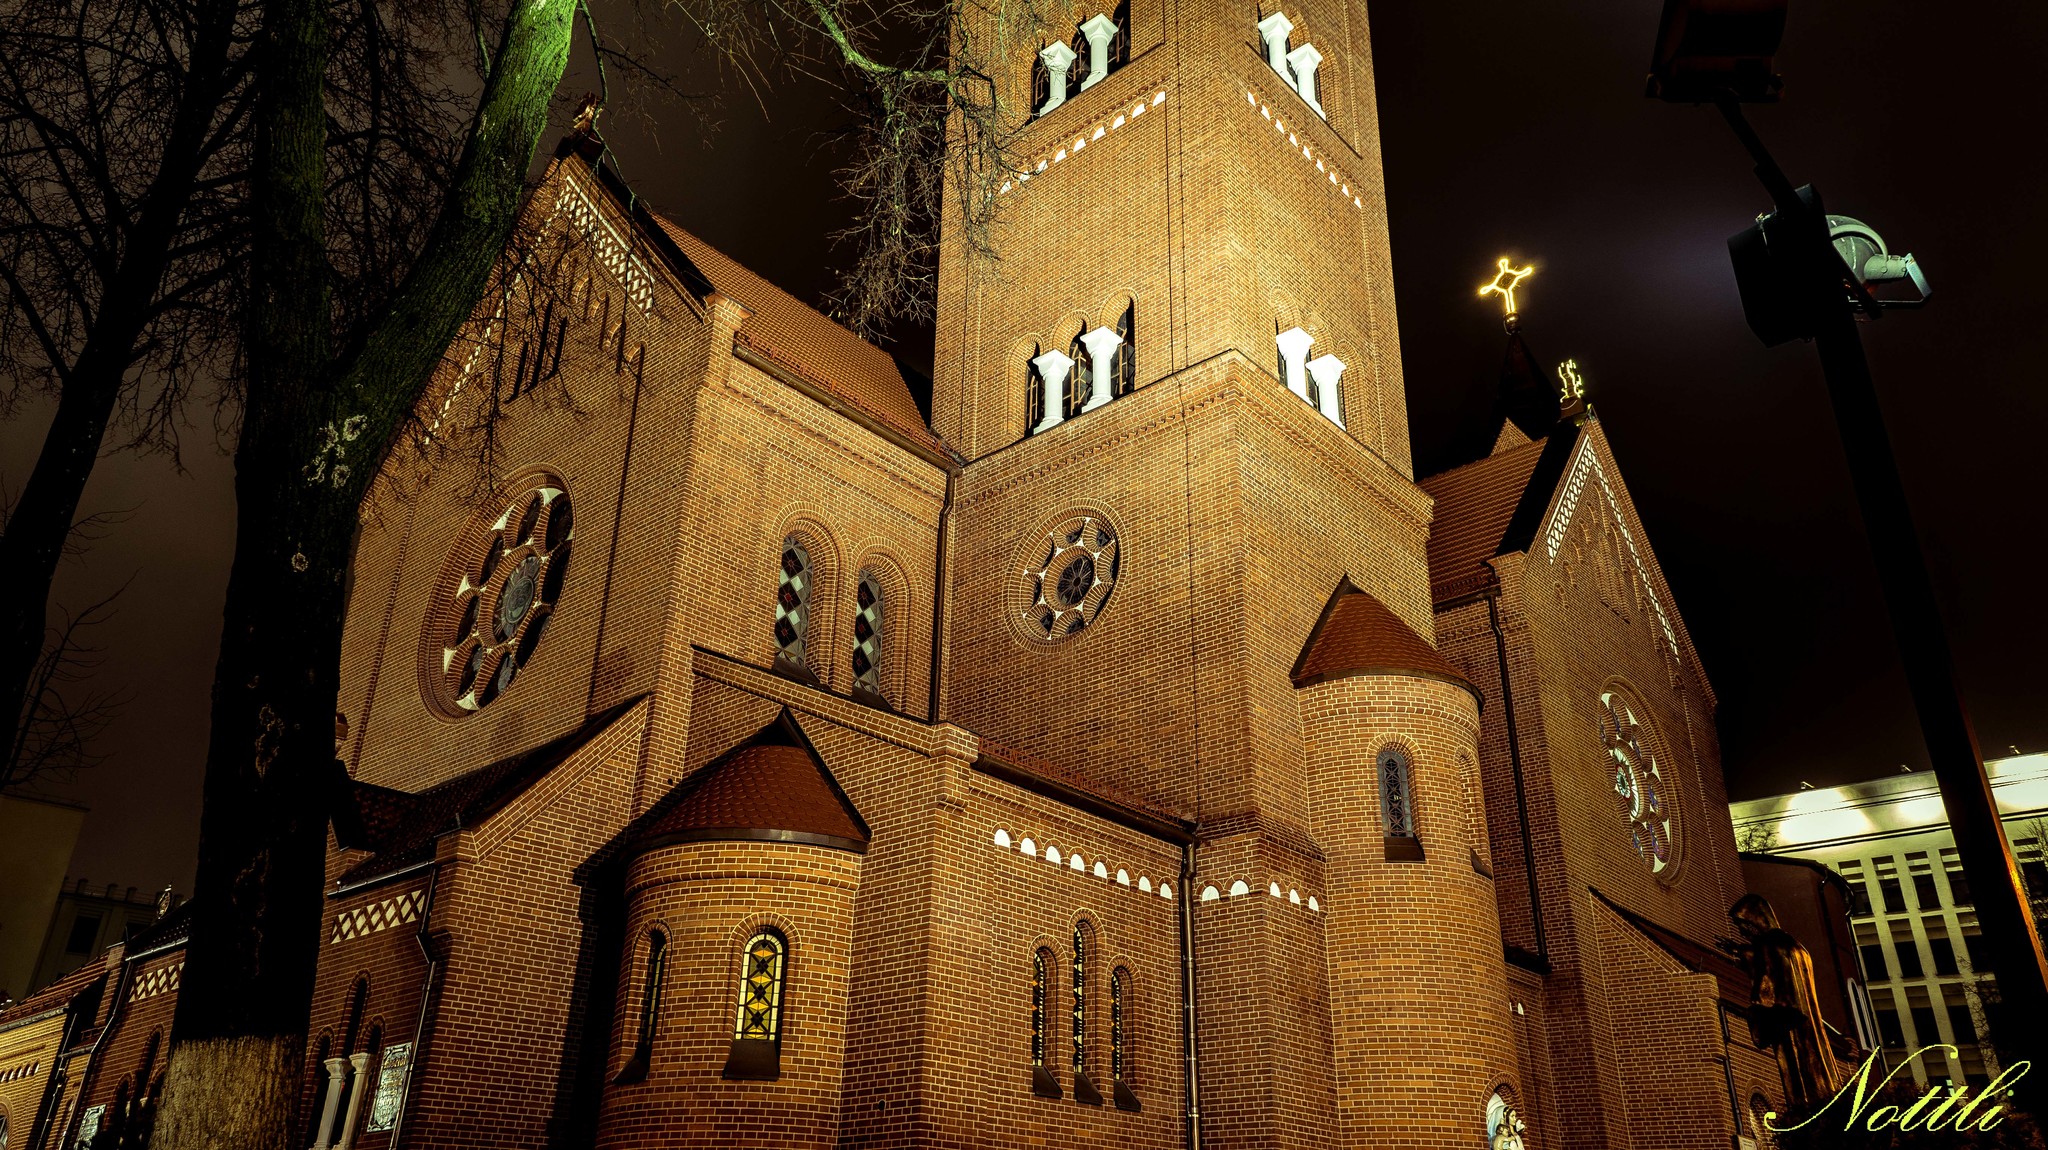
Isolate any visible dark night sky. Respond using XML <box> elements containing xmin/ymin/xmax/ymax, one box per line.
<box><xmin>12</xmin><ymin>1</ymin><xmax>2045</xmax><ymax>896</ymax></box>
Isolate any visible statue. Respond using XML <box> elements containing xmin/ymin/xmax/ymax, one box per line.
<box><xmin>1487</xmin><ymin>1091</ymin><xmax>1528</xmax><ymax>1150</ymax></box>
<box><xmin>1730</xmin><ymin>893</ymin><xmax>1841</xmax><ymax>1108</ymax></box>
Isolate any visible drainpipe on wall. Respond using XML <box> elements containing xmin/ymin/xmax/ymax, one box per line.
<box><xmin>927</xmin><ymin>467</ymin><xmax>957</xmax><ymax>723</ymax></box>
<box><xmin>383</xmin><ymin>869</ymin><xmax>440</xmax><ymax>1149</ymax></box>
<box><xmin>1486</xmin><ymin>587</ymin><xmax>1548</xmax><ymax>966</ymax></box>
<box><xmin>43</xmin><ymin>945</ymin><xmax>138</xmax><ymax>1149</ymax></box>
<box><xmin>1179</xmin><ymin>841</ymin><xmax>1202</xmax><ymax>1150</ymax></box>
<box><xmin>1718</xmin><ymin>1002</ymin><xmax>1744</xmax><ymax>1149</ymax></box>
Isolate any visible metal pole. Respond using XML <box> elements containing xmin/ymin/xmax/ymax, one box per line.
<box><xmin>1712</xmin><ymin>95</ymin><xmax>2048</xmax><ymax>1103</ymax></box>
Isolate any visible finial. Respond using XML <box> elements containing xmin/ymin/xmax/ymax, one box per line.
<box><xmin>571</xmin><ymin>93</ymin><xmax>602</xmax><ymax>137</ymax></box>
<box><xmin>1479</xmin><ymin>257</ymin><xmax>1534</xmax><ymax>331</ymax></box>
<box><xmin>1556</xmin><ymin>357</ymin><xmax>1589</xmax><ymax>420</ymax></box>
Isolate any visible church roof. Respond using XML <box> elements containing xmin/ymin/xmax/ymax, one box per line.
<box><xmin>1420</xmin><ymin>422</ymin><xmax>1583</xmax><ymax>605</ymax></box>
<box><xmin>333</xmin><ymin>697</ymin><xmax>646</xmax><ymax>888</ymax></box>
<box><xmin>1291</xmin><ymin>580</ymin><xmax>1481</xmax><ymax>704</ymax></box>
<box><xmin>633</xmin><ymin>711</ymin><xmax>868</xmax><ymax>854</ymax></box>
<box><xmin>647</xmin><ymin>217</ymin><xmax>950</xmax><ymax>458</ymax></box>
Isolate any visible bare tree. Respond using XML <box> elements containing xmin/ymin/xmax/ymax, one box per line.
<box><xmin>3</xmin><ymin>586</ymin><xmax>130</xmax><ymax>793</ymax></box>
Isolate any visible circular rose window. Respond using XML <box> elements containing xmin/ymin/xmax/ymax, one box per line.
<box><xmin>425</xmin><ymin>476</ymin><xmax>573</xmax><ymax>715</ymax></box>
<box><xmin>1601</xmin><ymin>689</ymin><xmax>1677</xmax><ymax>876</ymax></box>
<box><xmin>1014</xmin><ymin>513</ymin><xmax>1119</xmax><ymax>641</ymax></box>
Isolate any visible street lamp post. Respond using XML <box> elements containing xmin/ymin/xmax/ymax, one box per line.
<box><xmin>1650</xmin><ymin>0</ymin><xmax>2048</xmax><ymax>1110</ymax></box>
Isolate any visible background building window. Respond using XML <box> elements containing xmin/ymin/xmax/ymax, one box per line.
<box><xmin>1855</xmin><ymin>921</ymin><xmax>1887</xmax><ymax>982</ymax></box>
<box><xmin>64</xmin><ymin>914</ymin><xmax>100</xmax><ymax>954</ymax></box>
<box><xmin>1908</xmin><ymin>852</ymin><xmax>1940</xmax><ymax>909</ymax></box>
<box><xmin>775</xmin><ymin>539</ymin><xmax>813</xmax><ymax>671</ymax></box>
<box><xmin>852</xmin><ymin>574</ymin><xmax>884</xmax><ymax>698</ymax></box>
<box><xmin>1924</xmin><ymin>917</ymin><xmax>1958</xmax><ymax>976</ymax></box>
<box><xmin>724</xmin><ymin>930</ymin><xmax>787</xmax><ymax>1080</ymax></box>
<box><xmin>1941</xmin><ymin>847</ymin><xmax>1972</xmax><ymax>906</ymax></box>
<box><xmin>1875</xmin><ymin>857</ymin><xmax>1903</xmax><ymax>913</ymax></box>
<box><xmin>1889</xmin><ymin>920</ymin><xmax>1923</xmax><ymax>979</ymax></box>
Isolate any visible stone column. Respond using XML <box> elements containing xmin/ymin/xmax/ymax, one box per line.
<box><xmin>310</xmin><ymin>1057</ymin><xmax>348</xmax><ymax>1150</ymax></box>
<box><xmin>1257</xmin><ymin>11</ymin><xmax>1295</xmax><ymax>83</ymax></box>
<box><xmin>1031</xmin><ymin>348</ymin><xmax>1076</xmax><ymax>433</ymax></box>
<box><xmin>1275</xmin><ymin>327</ymin><xmax>1315</xmax><ymax>404</ymax></box>
<box><xmin>1307</xmin><ymin>354</ymin><xmax>1346</xmax><ymax>426</ymax></box>
<box><xmin>1286</xmin><ymin>42</ymin><xmax>1325</xmax><ymax>115</ymax></box>
<box><xmin>335</xmin><ymin>1052</ymin><xmax>371</xmax><ymax>1150</ymax></box>
<box><xmin>1038</xmin><ymin>41</ymin><xmax>1078</xmax><ymax>115</ymax></box>
<box><xmin>1079</xmin><ymin>14</ymin><xmax>1119</xmax><ymax>90</ymax></box>
<box><xmin>1078</xmin><ymin>326</ymin><xmax>1125</xmax><ymax>412</ymax></box>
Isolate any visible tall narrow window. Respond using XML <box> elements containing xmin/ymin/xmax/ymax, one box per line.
<box><xmin>1023</xmin><ymin>342</ymin><xmax>1044</xmax><ymax>438</ymax></box>
<box><xmin>1065</xmin><ymin>329</ymin><xmax>1090</xmax><ymax>420</ymax></box>
<box><xmin>615</xmin><ymin>930</ymin><xmax>666</xmax><ymax>1084</ymax></box>
<box><xmin>1379</xmin><ymin>748</ymin><xmax>1423</xmax><ymax>861</ymax></box>
<box><xmin>1071</xmin><ymin>924</ymin><xmax>1102</xmax><ymax>1104</ymax></box>
<box><xmin>1113</xmin><ymin>304</ymin><xmax>1135</xmax><ymax>396</ymax></box>
<box><xmin>774</xmin><ymin>538</ymin><xmax>812</xmax><ymax>672</ymax></box>
<box><xmin>1110</xmin><ymin>967</ymin><xmax>1141</xmax><ymax>1111</ymax></box>
<box><xmin>1031</xmin><ymin>949</ymin><xmax>1061</xmax><ymax>1098</ymax></box>
<box><xmin>724</xmin><ymin>930</ymin><xmax>787</xmax><ymax>1080</ymax></box>
<box><xmin>852</xmin><ymin>573</ymin><xmax>884</xmax><ymax>699</ymax></box>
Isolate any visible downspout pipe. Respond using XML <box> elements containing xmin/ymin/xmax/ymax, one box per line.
<box><xmin>383</xmin><ymin>867</ymin><xmax>441</xmax><ymax>1149</ymax></box>
<box><xmin>1179</xmin><ymin>841</ymin><xmax>1201</xmax><ymax>1150</ymax></box>
<box><xmin>928</xmin><ymin>467</ymin><xmax>957</xmax><ymax>723</ymax></box>
<box><xmin>1487</xmin><ymin>587</ymin><xmax>1547</xmax><ymax>966</ymax></box>
<box><xmin>41</xmin><ymin>944</ymin><xmax>136</xmax><ymax>1150</ymax></box>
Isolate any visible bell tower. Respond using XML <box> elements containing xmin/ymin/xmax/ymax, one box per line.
<box><xmin>931</xmin><ymin>0</ymin><xmax>1412</xmax><ymax>472</ymax></box>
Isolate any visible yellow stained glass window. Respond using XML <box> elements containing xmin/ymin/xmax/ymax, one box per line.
<box><xmin>733</xmin><ymin>931</ymin><xmax>787</xmax><ymax>1042</ymax></box>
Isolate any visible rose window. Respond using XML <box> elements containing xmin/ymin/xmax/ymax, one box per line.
<box><xmin>434</xmin><ymin>481</ymin><xmax>572</xmax><ymax>713</ymax></box>
<box><xmin>1601</xmin><ymin>690</ymin><xmax>1675</xmax><ymax>875</ymax></box>
<box><xmin>1017</xmin><ymin>514</ymin><xmax>1118</xmax><ymax>640</ymax></box>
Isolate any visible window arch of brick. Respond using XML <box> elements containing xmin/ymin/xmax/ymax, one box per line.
<box><xmin>1372</xmin><ymin>738</ymin><xmax>1425</xmax><ymax>861</ymax></box>
<box><xmin>849</xmin><ymin>549</ymin><xmax>913</xmax><ymax>708</ymax></box>
<box><xmin>1069</xmin><ymin>920</ymin><xmax>1104</xmax><ymax>1105</ymax></box>
<box><xmin>1095</xmin><ymin>291</ymin><xmax>1140</xmax><ymax>397</ymax></box>
<box><xmin>769</xmin><ymin>514</ymin><xmax>840</xmax><ymax>684</ymax></box>
<box><xmin>1030</xmin><ymin>945</ymin><xmax>1062</xmax><ymax>1099</ymax></box>
<box><xmin>724</xmin><ymin>928</ymin><xmax>788</xmax><ymax>1081</ymax></box>
<box><xmin>614</xmin><ymin>927</ymin><xmax>668</xmax><ymax>1085</ymax></box>
<box><xmin>1109</xmin><ymin>964</ymin><xmax>1142</xmax><ymax>1111</ymax></box>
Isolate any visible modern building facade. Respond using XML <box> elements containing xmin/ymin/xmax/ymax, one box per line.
<box><xmin>27</xmin><ymin>881</ymin><xmax>181</xmax><ymax>1002</ymax></box>
<box><xmin>1730</xmin><ymin>751</ymin><xmax>2048</xmax><ymax>1092</ymax></box>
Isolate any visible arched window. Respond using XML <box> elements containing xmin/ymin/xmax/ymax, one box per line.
<box><xmin>852</xmin><ymin>572</ymin><xmax>884</xmax><ymax>698</ymax></box>
<box><xmin>1071</xmin><ymin>923</ymin><xmax>1102</xmax><ymax>1104</ymax></box>
<box><xmin>1113</xmin><ymin>303</ymin><xmax>1135</xmax><ymax>396</ymax></box>
<box><xmin>1065</xmin><ymin>329</ymin><xmax>1090</xmax><ymax>421</ymax></box>
<box><xmin>1030</xmin><ymin>948</ymin><xmax>1061</xmax><ymax>1098</ymax></box>
<box><xmin>723</xmin><ymin>930</ymin><xmax>787</xmax><ymax>1080</ymax></box>
<box><xmin>774</xmin><ymin>538</ymin><xmax>812</xmax><ymax>670</ymax></box>
<box><xmin>1110</xmin><ymin>967</ymin><xmax>1141</xmax><ymax>1111</ymax></box>
<box><xmin>1023</xmin><ymin>342</ymin><xmax>1044</xmax><ymax>438</ymax></box>
<box><xmin>1750</xmin><ymin>1093</ymin><xmax>1779</xmax><ymax>1148</ymax></box>
<box><xmin>615</xmin><ymin>930</ymin><xmax>666</xmax><ymax>1084</ymax></box>
<box><xmin>1379</xmin><ymin>747</ymin><xmax>1424</xmax><ymax>861</ymax></box>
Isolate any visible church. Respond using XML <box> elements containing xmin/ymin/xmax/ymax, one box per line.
<box><xmin>208</xmin><ymin>3</ymin><xmax>1844</xmax><ymax>1148</ymax></box>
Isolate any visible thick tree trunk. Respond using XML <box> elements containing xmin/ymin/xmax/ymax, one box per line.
<box><xmin>152</xmin><ymin>0</ymin><xmax>578</xmax><ymax>1145</ymax></box>
<box><xmin>0</xmin><ymin>0</ymin><xmax>241</xmax><ymax>788</ymax></box>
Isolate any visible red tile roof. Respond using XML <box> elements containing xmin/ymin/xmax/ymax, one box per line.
<box><xmin>646</xmin><ymin>217</ymin><xmax>949</xmax><ymax>457</ymax></box>
<box><xmin>1419</xmin><ymin>437</ymin><xmax>1550</xmax><ymax>604</ymax></box>
<box><xmin>1291</xmin><ymin>582</ymin><xmax>1480</xmax><ymax>704</ymax></box>
<box><xmin>636</xmin><ymin>715</ymin><xmax>867</xmax><ymax>852</ymax></box>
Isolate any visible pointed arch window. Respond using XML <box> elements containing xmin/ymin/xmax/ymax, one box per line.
<box><xmin>774</xmin><ymin>538</ymin><xmax>812</xmax><ymax>672</ymax></box>
<box><xmin>1065</xmin><ymin>329</ymin><xmax>1090</xmax><ymax>421</ymax></box>
<box><xmin>852</xmin><ymin>572</ymin><xmax>884</xmax><ymax>699</ymax></box>
<box><xmin>1379</xmin><ymin>747</ymin><xmax>1424</xmax><ymax>861</ymax></box>
<box><xmin>615</xmin><ymin>930</ymin><xmax>666</xmax><ymax>1084</ymax></box>
<box><xmin>1024</xmin><ymin>342</ymin><xmax>1044</xmax><ymax>438</ymax></box>
<box><xmin>1113</xmin><ymin>303</ymin><xmax>1136</xmax><ymax>396</ymax></box>
<box><xmin>724</xmin><ymin>930</ymin><xmax>786</xmax><ymax>1080</ymax></box>
<box><xmin>1031</xmin><ymin>948</ymin><xmax>1061</xmax><ymax>1097</ymax></box>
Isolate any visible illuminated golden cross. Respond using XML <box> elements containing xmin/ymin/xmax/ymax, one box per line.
<box><xmin>1478</xmin><ymin>258</ymin><xmax>1535</xmax><ymax>318</ymax></box>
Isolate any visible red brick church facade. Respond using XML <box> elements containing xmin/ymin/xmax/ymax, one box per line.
<box><xmin>201</xmin><ymin>4</ymin><xmax>1837</xmax><ymax>1149</ymax></box>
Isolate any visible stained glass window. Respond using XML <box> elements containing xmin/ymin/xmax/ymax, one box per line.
<box><xmin>438</xmin><ymin>482</ymin><xmax>573</xmax><ymax>713</ymax></box>
<box><xmin>852</xmin><ymin>573</ymin><xmax>884</xmax><ymax>696</ymax></box>
<box><xmin>1601</xmin><ymin>690</ymin><xmax>1677</xmax><ymax>875</ymax></box>
<box><xmin>1071</xmin><ymin>924</ymin><xmax>1089</xmax><ymax>1075</ymax></box>
<box><xmin>774</xmin><ymin>539</ymin><xmax>812</xmax><ymax>669</ymax></box>
<box><xmin>635</xmin><ymin>932</ymin><xmax>667</xmax><ymax>1060</ymax></box>
<box><xmin>1110</xmin><ymin>968</ymin><xmax>1130</xmax><ymax>1082</ymax></box>
<box><xmin>1031</xmin><ymin>950</ymin><xmax>1050</xmax><ymax>1066</ymax></box>
<box><xmin>1379</xmin><ymin>748</ymin><xmax>1415</xmax><ymax>837</ymax></box>
<box><xmin>733</xmin><ymin>931</ymin><xmax>787</xmax><ymax>1043</ymax></box>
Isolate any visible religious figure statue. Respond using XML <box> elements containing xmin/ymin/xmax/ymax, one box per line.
<box><xmin>1487</xmin><ymin>1091</ymin><xmax>1528</xmax><ymax>1150</ymax></box>
<box><xmin>1730</xmin><ymin>893</ymin><xmax>1841</xmax><ymax>1107</ymax></box>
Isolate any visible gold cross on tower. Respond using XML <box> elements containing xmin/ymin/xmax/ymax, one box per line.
<box><xmin>1478</xmin><ymin>258</ymin><xmax>1535</xmax><ymax>324</ymax></box>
